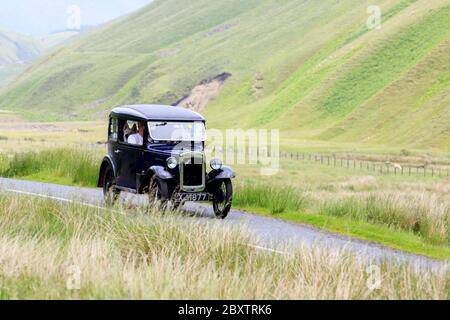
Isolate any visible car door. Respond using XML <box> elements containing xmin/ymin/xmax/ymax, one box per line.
<box><xmin>115</xmin><ymin>119</ymin><xmax>145</xmax><ymax>190</ymax></box>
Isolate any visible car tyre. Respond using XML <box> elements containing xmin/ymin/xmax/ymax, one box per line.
<box><xmin>148</xmin><ymin>177</ymin><xmax>169</xmax><ymax>211</ymax></box>
<box><xmin>212</xmin><ymin>179</ymin><xmax>232</xmax><ymax>219</ymax></box>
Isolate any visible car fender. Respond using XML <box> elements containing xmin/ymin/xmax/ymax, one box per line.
<box><xmin>150</xmin><ymin>165</ymin><xmax>174</xmax><ymax>180</ymax></box>
<box><xmin>97</xmin><ymin>156</ymin><xmax>116</xmax><ymax>187</ymax></box>
<box><xmin>207</xmin><ymin>166</ymin><xmax>235</xmax><ymax>184</ymax></box>
<box><xmin>137</xmin><ymin>165</ymin><xmax>174</xmax><ymax>194</ymax></box>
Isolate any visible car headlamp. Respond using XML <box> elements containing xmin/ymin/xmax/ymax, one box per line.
<box><xmin>210</xmin><ymin>159</ymin><xmax>223</xmax><ymax>170</ymax></box>
<box><xmin>166</xmin><ymin>157</ymin><xmax>178</xmax><ymax>169</ymax></box>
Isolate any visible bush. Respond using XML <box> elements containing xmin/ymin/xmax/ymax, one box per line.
<box><xmin>400</xmin><ymin>149</ymin><xmax>411</xmax><ymax>156</ymax></box>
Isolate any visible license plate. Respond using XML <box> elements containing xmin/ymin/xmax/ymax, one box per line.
<box><xmin>175</xmin><ymin>193</ymin><xmax>210</xmax><ymax>202</ymax></box>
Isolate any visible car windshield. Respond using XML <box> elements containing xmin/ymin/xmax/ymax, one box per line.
<box><xmin>148</xmin><ymin>121</ymin><xmax>206</xmax><ymax>142</ymax></box>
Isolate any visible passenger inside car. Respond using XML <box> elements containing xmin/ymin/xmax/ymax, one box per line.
<box><xmin>127</xmin><ymin>122</ymin><xmax>144</xmax><ymax>145</ymax></box>
<box><xmin>123</xmin><ymin>123</ymin><xmax>131</xmax><ymax>141</ymax></box>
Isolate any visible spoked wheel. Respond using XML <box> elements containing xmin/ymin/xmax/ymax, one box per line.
<box><xmin>147</xmin><ymin>177</ymin><xmax>169</xmax><ymax>211</ymax></box>
<box><xmin>212</xmin><ymin>179</ymin><xmax>233</xmax><ymax>219</ymax></box>
<box><xmin>103</xmin><ymin>166</ymin><xmax>119</xmax><ymax>206</ymax></box>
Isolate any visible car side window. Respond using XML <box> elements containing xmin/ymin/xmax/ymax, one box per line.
<box><xmin>109</xmin><ymin>118</ymin><xmax>118</xmax><ymax>142</ymax></box>
<box><xmin>118</xmin><ymin>119</ymin><xmax>143</xmax><ymax>146</ymax></box>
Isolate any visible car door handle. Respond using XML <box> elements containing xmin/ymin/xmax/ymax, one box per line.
<box><xmin>114</xmin><ymin>150</ymin><xmax>122</xmax><ymax>154</ymax></box>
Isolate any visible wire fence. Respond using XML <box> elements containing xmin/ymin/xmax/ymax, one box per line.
<box><xmin>277</xmin><ymin>151</ymin><xmax>450</xmax><ymax>178</ymax></box>
<box><xmin>217</xmin><ymin>146</ymin><xmax>450</xmax><ymax>178</ymax></box>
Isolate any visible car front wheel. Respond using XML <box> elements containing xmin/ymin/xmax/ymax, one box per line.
<box><xmin>212</xmin><ymin>179</ymin><xmax>233</xmax><ymax>219</ymax></box>
<box><xmin>148</xmin><ymin>177</ymin><xmax>169</xmax><ymax>210</ymax></box>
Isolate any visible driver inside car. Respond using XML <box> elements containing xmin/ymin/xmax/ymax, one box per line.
<box><xmin>127</xmin><ymin>122</ymin><xmax>144</xmax><ymax>145</ymax></box>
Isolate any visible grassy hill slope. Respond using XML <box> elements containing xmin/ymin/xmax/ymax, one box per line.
<box><xmin>0</xmin><ymin>30</ymin><xmax>77</xmax><ymax>87</ymax></box>
<box><xmin>0</xmin><ymin>0</ymin><xmax>449</xmax><ymax>149</ymax></box>
<box><xmin>0</xmin><ymin>30</ymin><xmax>42</xmax><ymax>64</ymax></box>
<box><xmin>0</xmin><ymin>30</ymin><xmax>43</xmax><ymax>87</ymax></box>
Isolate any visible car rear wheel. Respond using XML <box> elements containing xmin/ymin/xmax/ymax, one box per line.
<box><xmin>103</xmin><ymin>166</ymin><xmax>119</xmax><ymax>206</ymax></box>
<box><xmin>212</xmin><ymin>179</ymin><xmax>233</xmax><ymax>219</ymax></box>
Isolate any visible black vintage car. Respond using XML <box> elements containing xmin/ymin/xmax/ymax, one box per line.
<box><xmin>97</xmin><ymin>104</ymin><xmax>235</xmax><ymax>218</ymax></box>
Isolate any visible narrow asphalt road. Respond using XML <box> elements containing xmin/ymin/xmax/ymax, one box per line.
<box><xmin>0</xmin><ymin>178</ymin><xmax>446</xmax><ymax>269</ymax></box>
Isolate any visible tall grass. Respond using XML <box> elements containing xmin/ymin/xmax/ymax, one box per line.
<box><xmin>234</xmin><ymin>183</ymin><xmax>307</xmax><ymax>214</ymax></box>
<box><xmin>0</xmin><ymin>193</ymin><xmax>447</xmax><ymax>299</ymax></box>
<box><xmin>0</xmin><ymin>148</ymin><xmax>448</xmax><ymax>246</ymax></box>
<box><xmin>0</xmin><ymin>148</ymin><xmax>101</xmax><ymax>187</ymax></box>
<box><xmin>320</xmin><ymin>193</ymin><xmax>450</xmax><ymax>246</ymax></box>
<box><xmin>234</xmin><ymin>182</ymin><xmax>449</xmax><ymax>246</ymax></box>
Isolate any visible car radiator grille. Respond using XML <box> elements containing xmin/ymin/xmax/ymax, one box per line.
<box><xmin>182</xmin><ymin>163</ymin><xmax>203</xmax><ymax>186</ymax></box>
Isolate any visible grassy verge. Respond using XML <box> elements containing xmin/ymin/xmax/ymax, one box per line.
<box><xmin>0</xmin><ymin>148</ymin><xmax>101</xmax><ymax>188</ymax></box>
<box><xmin>0</xmin><ymin>193</ymin><xmax>448</xmax><ymax>299</ymax></box>
<box><xmin>233</xmin><ymin>183</ymin><xmax>449</xmax><ymax>260</ymax></box>
<box><xmin>234</xmin><ymin>205</ymin><xmax>450</xmax><ymax>261</ymax></box>
<box><xmin>1</xmin><ymin>148</ymin><xmax>449</xmax><ymax>260</ymax></box>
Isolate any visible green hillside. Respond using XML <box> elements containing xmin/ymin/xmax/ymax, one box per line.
<box><xmin>38</xmin><ymin>31</ymin><xmax>79</xmax><ymax>51</ymax></box>
<box><xmin>0</xmin><ymin>30</ymin><xmax>77</xmax><ymax>87</ymax></box>
<box><xmin>0</xmin><ymin>30</ymin><xmax>42</xmax><ymax>64</ymax></box>
<box><xmin>1</xmin><ymin>0</ymin><xmax>449</xmax><ymax>149</ymax></box>
<box><xmin>0</xmin><ymin>30</ymin><xmax>42</xmax><ymax>87</ymax></box>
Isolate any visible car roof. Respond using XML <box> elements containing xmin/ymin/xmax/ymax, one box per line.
<box><xmin>110</xmin><ymin>104</ymin><xmax>205</xmax><ymax>121</ymax></box>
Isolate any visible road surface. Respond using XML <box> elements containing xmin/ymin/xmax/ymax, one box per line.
<box><xmin>0</xmin><ymin>178</ymin><xmax>446</xmax><ymax>269</ymax></box>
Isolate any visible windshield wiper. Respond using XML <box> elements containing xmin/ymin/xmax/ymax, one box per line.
<box><xmin>155</xmin><ymin>122</ymin><xmax>167</xmax><ymax>127</ymax></box>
